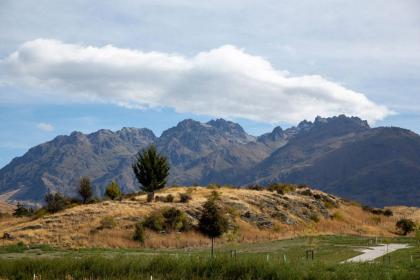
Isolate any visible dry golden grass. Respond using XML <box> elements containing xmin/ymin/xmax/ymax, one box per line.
<box><xmin>0</xmin><ymin>187</ymin><xmax>418</xmax><ymax>249</ymax></box>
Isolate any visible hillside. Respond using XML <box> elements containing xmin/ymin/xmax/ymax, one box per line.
<box><xmin>1</xmin><ymin>115</ymin><xmax>420</xmax><ymax>206</ymax></box>
<box><xmin>0</xmin><ymin>186</ymin><xmax>417</xmax><ymax>249</ymax></box>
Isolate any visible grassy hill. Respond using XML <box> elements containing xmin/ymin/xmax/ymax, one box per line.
<box><xmin>1</xmin><ymin>186</ymin><xmax>418</xmax><ymax>249</ymax></box>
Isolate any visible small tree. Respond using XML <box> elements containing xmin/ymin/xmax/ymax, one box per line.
<box><xmin>198</xmin><ymin>196</ymin><xmax>228</xmax><ymax>257</ymax></box>
<box><xmin>105</xmin><ymin>181</ymin><xmax>122</xmax><ymax>200</ymax></box>
<box><xmin>13</xmin><ymin>203</ymin><xmax>33</xmax><ymax>217</ymax></box>
<box><xmin>132</xmin><ymin>145</ymin><xmax>170</xmax><ymax>202</ymax></box>
<box><xmin>78</xmin><ymin>176</ymin><xmax>92</xmax><ymax>203</ymax></box>
<box><xmin>44</xmin><ymin>192</ymin><xmax>67</xmax><ymax>213</ymax></box>
<box><xmin>396</xmin><ymin>218</ymin><xmax>416</xmax><ymax>235</ymax></box>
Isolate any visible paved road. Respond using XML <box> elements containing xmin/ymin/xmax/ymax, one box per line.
<box><xmin>343</xmin><ymin>244</ymin><xmax>410</xmax><ymax>263</ymax></box>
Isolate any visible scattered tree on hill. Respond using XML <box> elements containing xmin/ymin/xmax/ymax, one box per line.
<box><xmin>132</xmin><ymin>145</ymin><xmax>170</xmax><ymax>202</ymax></box>
<box><xmin>13</xmin><ymin>203</ymin><xmax>33</xmax><ymax>217</ymax></box>
<box><xmin>44</xmin><ymin>192</ymin><xmax>67</xmax><ymax>213</ymax></box>
<box><xmin>396</xmin><ymin>218</ymin><xmax>416</xmax><ymax>235</ymax></box>
<box><xmin>78</xmin><ymin>176</ymin><xmax>92</xmax><ymax>203</ymax></box>
<box><xmin>198</xmin><ymin>195</ymin><xmax>228</xmax><ymax>257</ymax></box>
<box><xmin>105</xmin><ymin>181</ymin><xmax>122</xmax><ymax>200</ymax></box>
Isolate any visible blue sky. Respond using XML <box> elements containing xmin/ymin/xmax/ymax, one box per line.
<box><xmin>0</xmin><ymin>0</ymin><xmax>419</xmax><ymax>168</ymax></box>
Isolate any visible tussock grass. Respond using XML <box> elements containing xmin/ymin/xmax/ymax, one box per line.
<box><xmin>0</xmin><ymin>254</ymin><xmax>418</xmax><ymax>280</ymax></box>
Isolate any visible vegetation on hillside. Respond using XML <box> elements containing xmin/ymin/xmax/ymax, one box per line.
<box><xmin>132</xmin><ymin>144</ymin><xmax>170</xmax><ymax>202</ymax></box>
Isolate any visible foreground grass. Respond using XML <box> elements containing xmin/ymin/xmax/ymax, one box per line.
<box><xmin>0</xmin><ymin>236</ymin><xmax>418</xmax><ymax>279</ymax></box>
<box><xmin>0</xmin><ymin>254</ymin><xmax>419</xmax><ymax>280</ymax></box>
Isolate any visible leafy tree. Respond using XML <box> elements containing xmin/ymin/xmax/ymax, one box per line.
<box><xmin>13</xmin><ymin>203</ymin><xmax>33</xmax><ymax>217</ymax></box>
<box><xmin>44</xmin><ymin>192</ymin><xmax>67</xmax><ymax>213</ymax></box>
<box><xmin>105</xmin><ymin>181</ymin><xmax>122</xmax><ymax>200</ymax></box>
<box><xmin>132</xmin><ymin>145</ymin><xmax>170</xmax><ymax>202</ymax></box>
<box><xmin>78</xmin><ymin>176</ymin><xmax>92</xmax><ymax>203</ymax></box>
<box><xmin>396</xmin><ymin>218</ymin><xmax>416</xmax><ymax>235</ymax></box>
<box><xmin>198</xmin><ymin>196</ymin><xmax>228</xmax><ymax>257</ymax></box>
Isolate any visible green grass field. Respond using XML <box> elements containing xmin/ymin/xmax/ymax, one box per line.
<box><xmin>0</xmin><ymin>235</ymin><xmax>418</xmax><ymax>279</ymax></box>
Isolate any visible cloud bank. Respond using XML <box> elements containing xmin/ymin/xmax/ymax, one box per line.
<box><xmin>0</xmin><ymin>39</ymin><xmax>392</xmax><ymax>124</ymax></box>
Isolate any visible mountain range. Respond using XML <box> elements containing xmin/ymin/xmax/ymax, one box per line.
<box><xmin>1</xmin><ymin>115</ymin><xmax>419</xmax><ymax>207</ymax></box>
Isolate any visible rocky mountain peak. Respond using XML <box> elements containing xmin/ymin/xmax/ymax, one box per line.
<box><xmin>315</xmin><ymin>115</ymin><xmax>369</xmax><ymax>127</ymax></box>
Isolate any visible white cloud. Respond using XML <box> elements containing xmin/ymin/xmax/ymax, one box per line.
<box><xmin>0</xmin><ymin>39</ymin><xmax>393</xmax><ymax>124</ymax></box>
<box><xmin>36</xmin><ymin>122</ymin><xmax>54</xmax><ymax>132</ymax></box>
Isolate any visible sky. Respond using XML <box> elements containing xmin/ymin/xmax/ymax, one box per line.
<box><xmin>0</xmin><ymin>0</ymin><xmax>419</xmax><ymax>168</ymax></box>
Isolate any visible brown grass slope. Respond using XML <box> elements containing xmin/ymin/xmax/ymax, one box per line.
<box><xmin>0</xmin><ymin>187</ymin><xmax>418</xmax><ymax>249</ymax></box>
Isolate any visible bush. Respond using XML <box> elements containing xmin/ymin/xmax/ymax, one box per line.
<box><xmin>267</xmin><ymin>183</ymin><xmax>296</xmax><ymax>194</ymax></box>
<box><xmin>133</xmin><ymin>223</ymin><xmax>145</xmax><ymax>243</ymax></box>
<box><xmin>207</xmin><ymin>184</ymin><xmax>221</xmax><ymax>189</ymax></box>
<box><xmin>164</xmin><ymin>194</ymin><xmax>174</xmax><ymax>203</ymax></box>
<box><xmin>383</xmin><ymin>209</ymin><xmax>393</xmax><ymax>217</ymax></box>
<box><xmin>99</xmin><ymin>216</ymin><xmax>116</xmax><ymax>229</ymax></box>
<box><xmin>105</xmin><ymin>181</ymin><xmax>122</xmax><ymax>200</ymax></box>
<box><xmin>162</xmin><ymin>207</ymin><xmax>191</xmax><ymax>232</ymax></box>
<box><xmin>300</xmin><ymin>189</ymin><xmax>313</xmax><ymax>196</ymax></box>
<box><xmin>143</xmin><ymin>211</ymin><xmax>165</xmax><ymax>231</ymax></box>
<box><xmin>179</xmin><ymin>193</ymin><xmax>192</xmax><ymax>203</ymax></box>
<box><xmin>396</xmin><ymin>218</ymin><xmax>416</xmax><ymax>235</ymax></box>
<box><xmin>13</xmin><ymin>203</ymin><xmax>34</xmax><ymax>217</ymax></box>
<box><xmin>44</xmin><ymin>192</ymin><xmax>67</xmax><ymax>213</ymax></box>
<box><xmin>142</xmin><ymin>207</ymin><xmax>192</xmax><ymax>232</ymax></box>
<box><xmin>309</xmin><ymin>213</ymin><xmax>320</xmax><ymax>223</ymax></box>
<box><xmin>247</xmin><ymin>184</ymin><xmax>264</xmax><ymax>191</ymax></box>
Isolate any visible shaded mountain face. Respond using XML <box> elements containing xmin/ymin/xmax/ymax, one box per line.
<box><xmin>1</xmin><ymin>115</ymin><xmax>420</xmax><ymax>207</ymax></box>
<box><xmin>0</xmin><ymin>128</ymin><xmax>156</xmax><ymax>202</ymax></box>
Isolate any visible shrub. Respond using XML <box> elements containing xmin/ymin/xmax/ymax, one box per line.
<box><xmin>44</xmin><ymin>192</ymin><xmax>67</xmax><ymax>213</ymax></box>
<box><xmin>143</xmin><ymin>211</ymin><xmax>165</xmax><ymax>231</ymax></box>
<box><xmin>207</xmin><ymin>184</ymin><xmax>221</xmax><ymax>189</ymax></box>
<box><xmin>396</xmin><ymin>218</ymin><xmax>416</xmax><ymax>235</ymax></box>
<box><xmin>383</xmin><ymin>209</ymin><xmax>393</xmax><ymax>217</ymax></box>
<box><xmin>13</xmin><ymin>203</ymin><xmax>33</xmax><ymax>217</ymax></box>
<box><xmin>247</xmin><ymin>184</ymin><xmax>264</xmax><ymax>191</ymax></box>
<box><xmin>331</xmin><ymin>211</ymin><xmax>344</xmax><ymax>221</ymax></box>
<box><xmin>133</xmin><ymin>223</ymin><xmax>145</xmax><ymax>243</ymax></box>
<box><xmin>300</xmin><ymin>189</ymin><xmax>313</xmax><ymax>196</ymax></box>
<box><xmin>179</xmin><ymin>193</ymin><xmax>192</xmax><ymax>203</ymax></box>
<box><xmin>267</xmin><ymin>183</ymin><xmax>296</xmax><ymax>194</ymax></box>
<box><xmin>309</xmin><ymin>213</ymin><xmax>320</xmax><ymax>223</ymax></box>
<box><xmin>154</xmin><ymin>195</ymin><xmax>163</xmax><ymax>202</ymax></box>
<box><xmin>323</xmin><ymin>200</ymin><xmax>336</xmax><ymax>209</ymax></box>
<box><xmin>142</xmin><ymin>207</ymin><xmax>192</xmax><ymax>232</ymax></box>
<box><xmin>162</xmin><ymin>207</ymin><xmax>189</xmax><ymax>232</ymax></box>
<box><xmin>99</xmin><ymin>216</ymin><xmax>116</xmax><ymax>229</ymax></box>
<box><xmin>209</xmin><ymin>190</ymin><xmax>220</xmax><ymax>201</ymax></box>
<box><xmin>164</xmin><ymin>194</ymin><xmax>174</xmax><ymax>203</ymax></box>
<box><xmin>105</xmin><ymin>181</ymin><xmax>122</xmax><ymax>200</ymax></box>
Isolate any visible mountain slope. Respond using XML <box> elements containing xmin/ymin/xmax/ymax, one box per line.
<box><xmin>0</xmin><ymin>128</ymin><xmax>156</xmax><ymax>202</ymax></box>
<box><xmin>244</xmin><ymin>116</ymin><xmax>420</xmax><ymax>206</ymax></box>
<box><xmin>1</xmin><ymin>115</ymin><xmax>420</xmax><ymax>207</ymax></box>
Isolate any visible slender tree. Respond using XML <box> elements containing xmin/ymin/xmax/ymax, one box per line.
<box><xmin>132</xmin><ymin>145</ymin><xmax>170</xmax><ymax>202</ymax></box>
<box><xmin>198</xmin><ymin>195</ymin><xmax>228</xmax><ymax>257</ymax></box>
<box><xmin>105</xmin><ymin>180</ymin><xmax>122</xmax><ymax>200</ymax></box>
<box><xmin>78</xmin><ymin>176</ymin><xmax>92</xmax><ymax>203</ymax></box>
